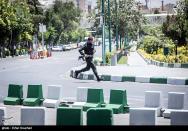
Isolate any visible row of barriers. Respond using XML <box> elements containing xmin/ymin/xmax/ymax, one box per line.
<box><xmin>30</xmin><ymin>50</ymin><xmax>52</xmax><ymax>59</ymax></box>
<box><xmin>1</xmin><ymin>84</ymin><xmax>188</xmax><ymax>125</ymax></box>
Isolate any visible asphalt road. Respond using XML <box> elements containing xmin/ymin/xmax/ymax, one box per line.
<box><xmin>0</xmin><ymin>45</ymin><xmax>188</xmax><ymax>110</ymax></box>
<box><xmin>0</xmin><ymin>45</ymin><xmax>188</xmax><ymax>125</ymax></box>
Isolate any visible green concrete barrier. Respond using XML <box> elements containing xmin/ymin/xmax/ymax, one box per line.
<box><xmin>4</xmin><ymin>84</ymin><xmax>23</xmax><ymax>105</ymax></box>
<box><xmin>83</xmin><ymin>88</ymin><xmax>105</xmax><ymax>111</ymax></box>
<box><xmin>88</xmin><ymin>74</ymin><xmax>94</xmax><ymax>80</ymax></box>
<box><xmin>56</xmin><ymin>107</ymin><xmax>83</xmax><ymax>126</ymax></box>
<box><xmin>101</xmin><ymin>75</ymin><xmax>111</xmax><ymax>81</ymax></box>
<box><xmin>150</xmin><ymin>77</ymin><xmax>167</xmax><ymax>84</ymax></box>
<box><xmin>87</xmin><ymin>108</ymin><xmax>113</xmax><ymax>125</ymax></box>
<box><xmin>159</xmin><ymin>62</ymin><xmax>164</xmax><ymax>67</ymax></box>
<box><xmin>105</xmin><ymin>89</ymin><xmax>129</xmax><ymax>114</ymax></box>
<box><xmin>23</xmin><ymin>84</ymin><xmax>44</xmax><ymax>106</ymax></box>
<box><xmin>122</xmin><ymin>76</ymin><xmax>136</xmax><ymax>82</ymax></box>
<box><xmin>181</xmin><ymin>64</ymin><xmax>188</xmax><ymax>68</ymax></box>
<box><xmin>168</xmin><ymin>64</ymin><xmax>174</xmax><ymax>68</ymax></box>
<box><xmin>185</xmin><ymin>79</ymin><xmax>188</xmax><ymax>85</ymax></box>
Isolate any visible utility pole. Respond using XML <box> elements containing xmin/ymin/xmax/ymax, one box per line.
<box><xmin>102</xmin><ymin>0</ymin><xmax>106</xmax><ymax>64</ymax></box>
<box><xmin>108</xmin><ymin>0</ymin><xmax>112</xmax><ymax>52</ymax></box>
<box><xmin>115</xmin><ymin>0</ymin><xmax>119</xmax><ymax>50</ymax></box>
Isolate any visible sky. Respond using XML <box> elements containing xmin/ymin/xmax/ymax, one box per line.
<box><xmin>136</xmin><ymin>0</ymin><xmax>180</xmax><ymax>8</ymax></box>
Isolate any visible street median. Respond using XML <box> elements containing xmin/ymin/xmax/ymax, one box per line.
<box><xmin>70</xmin><ymin>69</ymin><xmax>188</xmax><ymax>86</ymax></box>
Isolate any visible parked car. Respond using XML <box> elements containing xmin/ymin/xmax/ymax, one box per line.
<box><xmin>52</xmin><ymin>46</ymin><xmax>62</xmax><ymax>51</ymax></box>
<box><xmin>62</xmin><ymin>45</ymin><xmax>71</xmax><ymax>51</ymax></box>
<box><xmin>71</xmin><ymin>44</ymin><xmax>77</xmax><ymax>49</ymax></box>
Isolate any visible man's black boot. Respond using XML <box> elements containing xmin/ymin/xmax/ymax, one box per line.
<box><xmin>97</xmin><ymin>78</ymin><xmax>103</xmax><ymax>82</ymax></box>
<box><xmin>75</xmin><ymin>71</ymin><xmax>79</xmax><ymax>78</ymax></box>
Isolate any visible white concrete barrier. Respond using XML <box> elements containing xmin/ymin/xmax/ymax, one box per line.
<box><xmin>171</xmin><ymin>110</ymin><xmax>188</xmax><ymax>125</ymax></box>
<box><xmin>163</xmin><ymin>92</ymin><xmax>185</xmax><ymax>118</ymax></box>
<box><xmin>167</xmin><ymin>77</ymin><xmax>186</xmax><ymax>85</ymax></box>
<box><xmin>136</xmin><ymin>76</ymin><xmax>150</xmax><ymax>83</ymax></box>
<box><xmin>111</xmin><ymin>54</ymin><xmax>117</xmax><ymax>66</ymax></box>
<box><xmin>21</xmin><ymin>107</ymin><xmax>45</xmax><ymax>125</ymax></box>
<box><xmin>43</xmin><ymin>85</ymin><xmax>62</xmax><ymax>108</ymax></box>
<box><xmin>83</xmin><ymin>73</ymin><xmax>88</xmax><ymax>80</ymax></box>
<box><xmin>144</xmin><ymin>91</ymin><xmax>162</xmax><ymax>116</ymax></box>
<box><xmin>0</xmin><ymin>107</ymin><xmax>6</xmax><ymax>125</ymax></box>
<box><xmin>168</xmin><ymin>92</ymin><xmax>185</xmax><ymax>109</ymax></box>
<box><xmin>174</xmin><ymin>63</ymin><xmax>181</xmax><ymax>68</ymax></box>
<box><xmin>145</xmin><ymin>91</ymin><xmax>162</xmax><ymax>107</ymax></box>
<box><xmin>111</xmin><ymin>75</ymin><xmax>122</xmax><ymax>82</ymax></box>
<box><xmin>129</xmin><ymin>108</ymin><xmax>157</xmax><ymax>125</ymax></box>
<box><xmin>72</xmin><ymin>87</ymin><xmax>89</xmax><ymax>107</ymax></box>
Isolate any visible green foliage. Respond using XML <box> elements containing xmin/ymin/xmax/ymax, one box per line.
<box><xmin>162</xmin><ymin>0</ymin><xmax>188</xmax><ymax>46</ymax></box>
<box><xmin>88</xmin><ymin>0</ymin><xmax>147</xmax><ymax>39</ymax></box>
<box><xmin>138</xmin><ymin>49</ymin><xmax>188</xmax><ymax>63</ymax></box>
<box><xmin>143</xmin><ymin>35</ymin><xmax>160</xmax><ymax>54</ymax></box>
<box><xmin>105</xmin><ymin>50</ymin><xmax>118</xmax><ymax>64</ymax></box>
<box><xmin>44</xmin><ymin>0</ymin><xmax>82</xmax><ymax>44</ymax></box>
<box><xmin>154</xmin><ymin>9</ymin><xmax>160</xmax><ymax>14</ymax></box>
<box><xmin>117</xmin><ymin>56</ymin><xmax>127</xmax><ymax>64</ymax></box>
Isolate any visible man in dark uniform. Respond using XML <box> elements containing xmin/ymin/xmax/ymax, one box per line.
<box><xmin>75</xmin><ymin>37</ymin><xmax>102</xmax><ymax>82</ymax></box>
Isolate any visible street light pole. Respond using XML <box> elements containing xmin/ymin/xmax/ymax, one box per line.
<box><xmin>174</xmin><ymin>40</ymin><xmax>178</xmax><ymax>63</ymax></box>
<box><xmin>115</xmin><ymin>0</ymin><xmax>119</xmax><ymax>50</ymax></box>
<box><xmin>108</xmin><ymin>0</ymin><xmax>112</xmax><ymax>52</ymax></box>
<box><xmin>102</xmin><ymin>0</ymin><xmax>106</xmax><ymax>65</ymax></box>
<box><xmin>124</xmin><ymin>27</ymin><xmax>126</xmax><ymax>48</ymax></box>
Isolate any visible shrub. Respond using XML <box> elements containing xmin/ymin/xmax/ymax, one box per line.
<box><xmin>93</xmin><ymin>57</ymin><xmax>103</xmax><ymax>66</ymax></box>
<box><xmin>143</xmin><ymin>35</ymin><xmax>160</xmax><ymax>54</ymax></box>
<box><xmin>105</xmin><ymin>50</ymin><xmax>118</xmax><ymax>65</ymax></box>
<box><xmin>138</xmin><ymin>49</ymin><xmax>188</xmax><ymax>63</ymax></box>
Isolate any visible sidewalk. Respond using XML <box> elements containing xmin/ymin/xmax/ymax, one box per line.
<box><xmin>71</xmin><ymin>51</ymin><xmax>188</xmax><ymax>85</ymax></box>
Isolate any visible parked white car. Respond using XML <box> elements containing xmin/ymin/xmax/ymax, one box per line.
<box><xmin>52</xmin><ymin>46</ymin><xmax>62</xmax><ymax>51</ymax></box>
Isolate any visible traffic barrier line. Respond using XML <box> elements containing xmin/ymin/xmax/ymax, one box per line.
<box><xmin>70</xmin><ymin>69</ymin><xmax>188</xmax><ymax>85</ymax></box>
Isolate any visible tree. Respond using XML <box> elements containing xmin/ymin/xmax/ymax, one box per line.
<box><xmin>0</xmin><ymin>0</ymin><xmax>33</xmax><ymax>53</ymax></box>
<box><xmin>26</xmin><ymin>0</ymin><xmax>45</xmax><ymax>35</ymax></box>
<box><xmin>88</xmin><ymin>0</ymin><xmax>147</xmax><ymax>40</ymax></box>
<box><xmin>0</xmin><ymin>0</ymin><xmax>15</xmax><ymax>49</ymax></box>
<box><xmin>162</xmin><ymin>0</ymin><xmax>188</xmax><ymax>46</ymax></box>
<box><xmin>154</xmin><ymin>9</ymin><xmax>160</xmax><ymax>14</ymax></box>
<box><xmin>44</xmin><ymin>0</ymin><xmax>82</xmax><ymax>44</ymax></box>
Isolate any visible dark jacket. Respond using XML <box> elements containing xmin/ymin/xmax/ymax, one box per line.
<box><xmin>79</xmin><ymin>42</ymin><xmax>95</xmax><ymax>60</ymax></box>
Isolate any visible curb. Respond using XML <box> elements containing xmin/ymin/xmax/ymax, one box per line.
<box><xmin>70</xmin><ymin>69</ymin><xmax>188</xmax><ymax>85</ymax></box>
<box><xmin>137</xmin><ymin>50</ymin><xmax>188</xmax><ymax>69</ymax></box>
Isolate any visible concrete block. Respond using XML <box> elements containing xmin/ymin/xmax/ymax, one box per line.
<box><xmin>163</xmin><ymin>63</ymin><xmax>168</xmax><ymax>67</ymax></box>
<box><xmin>43</xmin><ymin>85</ymin><xmax>62</xmax><ymax>108</ymax></box>
<box><xmin>76</xmin><ymin>87</ymin><xmax>89</xmax><ymax>102</ymax></box>
<box><xmin>174</xmin><ymin>63</ymin><xmax>181</xmax><ymax>68</ymax></box>
<box><xmin>136</xmin><ymin>76</ymin><xmax>150</xmax><ymax>83</ymax></box>
<box><xmin>129</xmin><ymin>108</ymin><xmax>156</xmax><ymax>125</ymax></box>
<box><xmin>46</xmin><ymin>85</ymin><xmax>62</xmax><ymax>100</ymax></box>
<box><xmin>0</xmin><ymin>107</ymin><xmax>6</xmax><ymax>125</ymax></box>
<box><xmin>111</xmin><ymin>54</ymin><xmax>117</xmax><ymax>66</ymax></box>
<box><xmin>168</xmin><ymin>92</ymin><xmax>185</xmax><ymax>109</ymax></box>
<box><xmin>72</xmin><ymin>102</ymin><xmax>86</xmax><ymax>107</ymax></box>
<box><xmin>43</xmin><ymin>99</ymin><xmax>60</xmax><ymax>108</ymax></box>
<box><xmin>82</xmin><ymin>73</ymin><xmax>88</xmax><ymax>80</ymax></box>
<box><xmin>171</xmin><ymin>110</ymin><xmax>188</xmax><ymax>125</ymax></box>
<box><xmin>167</xmin><ymin>77</ymin><xmax>186</xmax><ymax>85</ymax></box>
<box><xmin>21</xmin><ymin>107</ymin><xmax>45</xmax><ymax>125</ymax></box>
<box><xmin>111</xmin><ymin>75</ymin><xmax>122</xmax><ymax>82</ymax></box>
<box><xmin>145</xmin><ymin>91</ymin><xmax>162</xmax><ymax>108</ymax></box>
<box><xmin>144</xmin><ymin>91</ymin><xmax>162</xmax><ymax>117</ymax></box>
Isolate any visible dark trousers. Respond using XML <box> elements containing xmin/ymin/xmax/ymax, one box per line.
<box><xmin>76</xmin><ymin>59</ymin><xmax>100</xmax><ymax>80</ymax></box>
